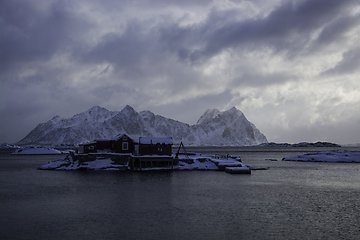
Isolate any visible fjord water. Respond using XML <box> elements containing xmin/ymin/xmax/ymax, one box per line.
<box><xmin>1</xmin><ymin>147</ymin><xmax>359</xmax><ymax>240</ymax></box>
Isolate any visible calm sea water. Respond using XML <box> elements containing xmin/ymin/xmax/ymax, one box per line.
<box><xmin>0</xmin><ymin>147</ymin><xmax>359</xmax><ymax>240</ymax></box>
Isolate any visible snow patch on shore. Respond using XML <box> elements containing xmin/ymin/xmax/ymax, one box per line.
<box><xmin>175</xmin><ymin>158</ymin><xmax>219</xmax><ymax>170</ymax></box>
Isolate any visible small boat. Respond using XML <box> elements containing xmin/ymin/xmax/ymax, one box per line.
<box><xmin>265</xmin><ymin>158</ymin><xmax>278</xmax><ymax>161</ymax></box>
<box><xmin>225</xmin><ymin>167</ymin><xmax>251</xmax><ymax>174</ymax></box>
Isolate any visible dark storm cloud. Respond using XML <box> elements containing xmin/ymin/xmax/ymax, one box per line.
<box><xmin>0</xmin><ymin>0</ymin><xmax>90</xmax><ymax>77</ymax></box>
<box><xmin>79</xmin><ymin>18</ymin><xmax>206</xmax><ymax>98</ymax></box>
<box><xmin>74</xmin><ymin>0</ymin><xmax>359</xmax><ymax>85</ymax></box>
<box><xmin>81</xmin><ymin>22</ymin><xmax>154</xmax><ymax>77</ymax></box>
<box><xmin>1</xmin><ymin>0</ymin><xmax>358</xmax><ymax>81</ymax></box>
<box><xmin>158</xmin><ymin>0</ymin><xmax>358</xmax><ymax>62</ymax></box>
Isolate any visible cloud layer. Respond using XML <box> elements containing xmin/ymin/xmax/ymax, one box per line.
<box><xmin>1</xmin><ymin>0</ymin><xmax>359</xmax><ymax>144</ymax></box>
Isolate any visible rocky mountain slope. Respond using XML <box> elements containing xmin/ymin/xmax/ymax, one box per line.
<box><xmin>17</xmin><ymin>105</ymin><xmax>268</xmax><ymax>146</ymax></box>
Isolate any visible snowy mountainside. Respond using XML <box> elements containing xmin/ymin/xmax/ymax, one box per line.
<box><xmin>189</xmin><ymin>107</ymin><xmax>267</xmax><ymax>146</ymax></box>
<box><xmin>17</xmin><ymin>105</ymin><xmax>268</xmax><ymax>146</ymax></box>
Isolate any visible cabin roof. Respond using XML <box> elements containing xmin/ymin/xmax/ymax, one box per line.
<box><xmin>93</xmin><ymin>134</ymin><xmax>135</xmax><ymax>142</ymax></box>
<box><xmin>95</xmin><ymin>139</ymin><xmax>113</xmax><ymax>142</ymax></box>
<box><xmin>139</xmin><ymin>137</ymin><xmax>173</xmax><ymax>145</ymax></box>
<box><xmin>113</xmin><ymin>133</ymin><xmax>134</xmax><ymax>141</ymax></box>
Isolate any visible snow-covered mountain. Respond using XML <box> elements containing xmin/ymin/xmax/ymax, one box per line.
<box><xmin>17</xmin><ymin>105</ymin><xmax>268</xmax><ymax>146</ymax></box>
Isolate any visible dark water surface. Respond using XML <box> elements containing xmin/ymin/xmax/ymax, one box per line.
<box><xmin>0</xmin><ymin>147</ymin><xmax>359</xmax><ymax>240</ymax></box>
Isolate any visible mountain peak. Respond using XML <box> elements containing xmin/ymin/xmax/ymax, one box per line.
<box><xmin>89</xmin><ymin>105</ymin><xmax>105</xmax><ymax>110</ymax></box>
<box><xmin>50</xmin><ymin>115</ymin><xmax>62</xmax><ymax>124</ymax></box>
<box><xmin>197</xmin><ymin>107</ymin><xmax>243</xmax><ymax>125</ymax></box>
<box><xmin>197</xmin><ymin>108</ymin><xmax>221</xmax><ymax>125</ymax></box>
<box><xmin>87</xmin><ymin>106</ymin><xmax>109</xmax><ymax>114</ymax></box>
<box><xmin>121</xmin><ymin>105</ymin><xmax>136</xmax><ymax>114</ymax></box>
<box><xmin>225</xmin><ymin>106</ymin><xmax>243</xmax><ymax>116</ymax></box>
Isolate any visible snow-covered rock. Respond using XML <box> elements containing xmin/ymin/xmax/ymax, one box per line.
<box><xmin>282</xmin><ymin>150</ymin><xmax>360</xmax><ymax>163</ymax></box>
<box><xmin>0</xmin><ymin>143</ymin><xmax>20</xmax><ymax>149</ymax></box>
<box><xmin>18</xmin><ymin>105</ymin><xmax>268</xmax><ymax>146</ymax></box>
<box><xmin>11</xmin><ymin>147</ymin><xmax>63</xmax><ymax>155</ymax></box>
<box><xmin>175</xmin><ymin>158</ymin><xmax>219</xmax><ymax>170</ymax></box>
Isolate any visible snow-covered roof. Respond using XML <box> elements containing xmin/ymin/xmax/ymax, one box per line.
<box><xmin>79</xmin><ymin>141</ymin><xmax>97</xmax><ymax>146</ymax></box>
<box><xmin>139</xmin><ymin>137</ymin><xmax>173</xmax><ymax>145</ymax></box>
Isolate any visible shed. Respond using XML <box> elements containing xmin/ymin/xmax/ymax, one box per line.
<box><xmin>78</xmin><ymin>141</ymin><xmax>97</xmax><ymax>154</ymax></box>
<box><xmin>138</xmin><ymin>137</ymin><xmax>172</xmax><ymax>156</ymax></box>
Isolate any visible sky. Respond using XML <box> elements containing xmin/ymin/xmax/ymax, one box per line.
<box><xmin>1</xmin><ymin>0</ymin><xmax>359</xmax><ymax>145</ymax></box>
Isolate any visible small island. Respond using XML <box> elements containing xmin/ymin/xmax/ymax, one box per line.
<box><xmin>255</xmin><ymin>141</ymin><xmax>341</xmax><ymax>147</ymax></box>
<box><xmin>283</xmin><ymin>150</ymin><xmax>360</xmax><ymax>163</ymax></box>
<box><xmin>11</xmin><ymin>147</ymin><xmax>69</xmax><ymax>155</ymax></box>
<box><xmin>37</xmin><ymin>134</ymin><xmax>252</xmax><ymax>173</ymax></box>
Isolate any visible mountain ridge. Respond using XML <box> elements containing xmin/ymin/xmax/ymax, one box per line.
<box><xmin>18</xmin><ymin>105</ymin><xmax>268</xmax><ymax>146</ymax></box>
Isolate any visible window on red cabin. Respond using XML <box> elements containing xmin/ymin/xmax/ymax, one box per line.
<box><xmin>122</xmin><ymin>142</ymin><xmax>128</xmax><ymax>151</ymax></box>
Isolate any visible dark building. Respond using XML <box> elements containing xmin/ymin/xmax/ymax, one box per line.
<box><xmin>138</xmin><ymin>137</ymin><xmax>173</xmax><ymax>156</ymax></box>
